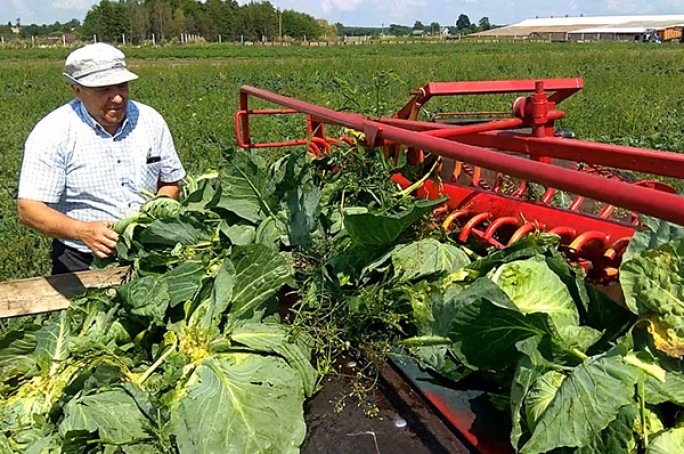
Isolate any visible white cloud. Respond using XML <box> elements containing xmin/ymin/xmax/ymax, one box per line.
<box><xmin>604</xmin><ymin>0</ymin><xmax>642</xmax><ymax>12</ymax></box>
<box><xmin>320</xmin><ymin>0</ymin><xmax>366</xmax><ymax>13</ymax></box>
<box><xmin>50</xmin><ymin>0</ymin><xmax>98</xmax><ymax>10</ymax></box>
<box><xmin>8</xmin><ymin>0</ymin><xmax>32</xmax><ymax>18</ymax></box>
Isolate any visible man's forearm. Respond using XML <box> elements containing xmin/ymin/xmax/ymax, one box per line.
<box><xmin>17</xmin><ymin>198</ymin><xmax>85</xmax><ymax>240</ymax></box>
<box><xmin>17</xmin><ymin>199</ymin><xmax>119</xmax><ymax>258</ymax></box>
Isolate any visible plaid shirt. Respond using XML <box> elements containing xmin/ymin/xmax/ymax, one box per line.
<box><xmin>18</xmin><ymin>99</ymin><xmax>186</xmax><ymax>253</ymax></box>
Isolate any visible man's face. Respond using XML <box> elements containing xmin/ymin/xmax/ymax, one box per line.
<box><xmin>71</xmin><ymin>82</ymin><xmax>129</xmax><ymax>133</ymax></box>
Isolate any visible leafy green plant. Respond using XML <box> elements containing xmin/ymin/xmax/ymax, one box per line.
<box><xmin>3</xmin><ymin>43</ymin><xmax>684</xmax><ymax>453</ymax></box>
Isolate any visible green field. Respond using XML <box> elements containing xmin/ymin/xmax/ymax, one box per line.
<box><xmin>2</xmin><ymin>41</ymin><xmax>684</xmax><ymax>280</ymax></box>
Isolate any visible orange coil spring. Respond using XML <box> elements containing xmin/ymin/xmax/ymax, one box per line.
<box><xmin>434</xmin><ymin>203</ymin><xmax>634</xmax><ymax>281</ymax></box>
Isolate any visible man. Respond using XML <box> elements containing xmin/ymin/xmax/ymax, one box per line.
<box><xmin>17</xmin><ymin>43</ymin><xmax>186</xmax><ymax>274</ymax></box>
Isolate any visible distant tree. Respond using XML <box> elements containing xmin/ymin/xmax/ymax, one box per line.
<box><xmin>333</xmin><ymin>25</ymin><xmax>378</xmax><ymax>37</ymax></box>
<box><xmin>185</xmin><ymin>15</ymin><xmax>198</xmax><ymax>35</ymax></box>
<box><xmin>429</xmin><ymin>21</ymin><xmax>440</xmax><ymax>34</ymax></box>
<box><xmin>207</xmin><ymin>0</ymin><xmax>239</xmax><ymax>40</ymax></box>
<box><xmin>173</xmin><ymin>7</ymin><xmax>186</xmax><ymax>37</ymax></box>
<box><xmin>151</xmin><ymin>0</ymin><xmax>174</xmax><ymax>41</ymax></box>
<box><xmin>19</xmin><ymin>24</ymin><xmax>42</xmax><ymax>38</ymax></box>
<box><xmin>236</xmin><ymin>1</ymin><xmax>277</xmax><ymax>41</ymax></box>
<box><xmin>195</xmin><ymin>0</ymin><xmax>218</xmax><ymax>40</ymax></box>
<box><xmin>176</xmin><ymin>0</ymin><xmax>202</xmax><ymax>29</ymax></box>
<box><xmin>62</xmin><ymin>19</ymin><xmax>81</xmax><ymax>31</ymax></box>
<box><xmin>389</xmin><ymin>23</ymin><xmax>411</xmax><ymax>36</ymax></box>
<box><xmin>72</xmin><ymin>0</ymin><xmax>339</xmax><ymax>43</ymax></box>
<box><xmin>80</xmin><ymin>0</ymin><xmax>127</xmax><ymax>42</ymax></box>
<box><xmin>128</xmin><ymin>0</ymin><xmax>148</xmax><ymax>43</ymax></box>
<box><xmin>413</xmin><ymin>20</ymin><xmax>424</xmax><ymax>30</ymax></box>
<box><xmin>456</xmin><ymin>14</ymin><xmax>471</xmax><ymax>31</ymax></box>
<box><xmin>478</xmin><ymin>17</ymin><xmax>491</xmax><ymax>31</ymax></box>
<box><xmin>316</xmin><ymin>19</ymin><xmax>336</xmax><ymax>39</ymax></box>
<box><xmin>281</xmin><ymin>10</ymin><xmax>321</xmax><ymax>40</ymax></box>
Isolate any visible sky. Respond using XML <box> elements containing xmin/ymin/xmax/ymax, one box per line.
<box><xmin>2</xmin><ymin>0</ymin><xmax>684</xmax><ymax>27</ymax></box>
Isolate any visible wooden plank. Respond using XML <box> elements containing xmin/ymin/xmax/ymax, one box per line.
<box><xmin>0</xmin><ymin>267</ymin><xmax>129</xmax><ymax>319</ymax></box>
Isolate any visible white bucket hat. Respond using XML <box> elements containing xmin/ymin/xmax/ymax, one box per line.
<box><xmin>63</xmin><ymin>43</ymin><xmax>138</xmax><ymax>88</ymax></box>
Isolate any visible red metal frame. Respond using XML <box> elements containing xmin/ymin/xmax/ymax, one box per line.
<box><xmin>234</xmin><ymin>79</ymin><xmax>684</xmax><ymax>280</ymax></box>
<box><xmin>394</xmin><ymin>78</ymin><xmax>583</xmax><ymax>120</ymax></box>
<box><xmin>235</xmin><ymin>78</ymin><xmax>684</xmax><ymax>451</ymax></box>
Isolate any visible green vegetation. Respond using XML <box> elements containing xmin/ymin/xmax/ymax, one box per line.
<box><xmin>0</xmin><ymin>0</ymin><xmax>487</xmax><ymax>44</ymax></box>
<box><xmin>1</xmin><ymin>0</ymin><xmax>328</xmax><ymax>44</ymax></box>
<box><xmin>1</xmin><ymin>142</ymin><xmax>683</xmax><ymax>452</ymax></box>
<box><xmin>2</xmin><ymin>41</ymin><xmax>684</xmax><ymax>282</ymax></box>
<box><xmin>79</xmin><ymin>0</ymin><xmax>326</xmax><ymax>44</ymax></box>
<box><xmin>2</xmin><ymin>39</ymin><xmax>684</xmax><ymax>451</ymax></box>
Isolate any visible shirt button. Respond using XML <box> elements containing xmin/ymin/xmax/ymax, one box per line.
<box><xmin>117</xmin><ymin>159</ymin><xmax>121</xmax><ymax>164</ymax></box>
<box><xmin>121</xmin><ymin>182</ymin><xmax>125</xmax><ymax>186</ymax></box>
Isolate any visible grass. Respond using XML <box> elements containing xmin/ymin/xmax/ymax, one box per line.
<box><xmin>2</xmin><ymin>41</ymin><xmax>684</xmax><ymax>280</ymax></box>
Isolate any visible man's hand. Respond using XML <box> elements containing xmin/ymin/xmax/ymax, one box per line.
<box><xmin>157</xmin><ymin>181</ymin><xmax>181</xmax><ymax>200</ymax></box>
<box><xmin>17</xmin><ymin>199</ymin><xmax>119</xmax><ymax>258</ymax></box>
<box><xmin>75</xmin><ymin>220</ymin><xmax>119</xmax><ymax>258</ymax></box>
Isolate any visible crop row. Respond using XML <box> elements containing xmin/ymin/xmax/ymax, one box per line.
<box><xmin>1</xmin><ymin>41</ymin><xmax>684</xmax><ymax>280</ymax></box>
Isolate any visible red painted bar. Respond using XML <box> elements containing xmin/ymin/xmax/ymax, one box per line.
<box><xmin>238</xmin><ymin>85</ymin><xmax>684</xmax><ymax>226</ymax></box>
<box><xmin>455</xmin><ymin>131</ymin><xmax>684</xmax><ymax>179</ymax></box>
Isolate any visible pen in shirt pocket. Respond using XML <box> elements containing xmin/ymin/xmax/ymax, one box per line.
<box><xmin>146</xmin><ymin>148</ymin><xmax>161</xmax><ymax>164</ymax></box>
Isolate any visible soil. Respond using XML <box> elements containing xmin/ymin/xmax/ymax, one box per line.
<box><xmin>301</xmin><ymin>362</ymin><xmax>474</xmax><ymax>454</ymax></box>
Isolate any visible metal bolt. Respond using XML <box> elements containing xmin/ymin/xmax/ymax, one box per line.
<box><xmin>394</xmin><ymin>418</ymin><xmax>407</xmax><ymax>429</ymax></box>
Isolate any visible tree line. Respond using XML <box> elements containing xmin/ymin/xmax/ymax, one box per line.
<box><xmin>0</xmin><ymin>19</ymin><xmax>81</xmax><ymax>39</ymax></box>
<box><xmin>0</xmin><ymin>1</ymin><xmax>494</xmax><ymax>44</ymax></box>
<box><xmin>0</xmin><ymin>1</ymin><xmax>329</xmax><ymax>43</ymax></box>
<box><xmin>79</xmin><ymin>0</ymin><xmax>330</xmax><ymax>43</ymax></box>
<box><xmin>338</xmin><ymin>15</ymin><xmax>491</xmax><ymax>39</ymax></box>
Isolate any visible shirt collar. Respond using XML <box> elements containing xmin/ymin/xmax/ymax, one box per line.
<box><xmin>75</xmin><ymin>99</ymin><xmax>131</xmax><ymax>139</ymax></box>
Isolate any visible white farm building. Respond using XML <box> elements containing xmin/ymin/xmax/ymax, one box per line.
<box><xmin>473</xmin><ymin>15</ymin><xmax>684</xmax><ymax>42</ymax></box>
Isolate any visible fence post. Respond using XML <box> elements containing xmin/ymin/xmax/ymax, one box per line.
<box><xmin>93</xmin><ymin>34</ymin><xmax>97</xmax><ymax>43</ymax></box>
<box><xmin>122</xmin><ymin>33</ymin><xmax>126</xmax><ymax>45</ymax></box>
<box><xmin>63</xmin><ymin>34</ymin><xmax>66</xmax><ymax>46</ymax></box>
<box><xmin>31</xmin><ymin>35</ymin><xmax>35</xmax><ymax>47</ymax></box>
<box><xmin>152</xmin><ymin>33</ymin><xmax>156</xmax><ymax>46</ymax></box>
<box><xmin>219</xmin><ymin>34</ymin><xmax>222</xmax><ymax>43</ymax></box>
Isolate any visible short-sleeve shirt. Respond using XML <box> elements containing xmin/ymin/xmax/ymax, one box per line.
<box><xmin>18</xmin><ymin>99</ymin><xmax>186</xmax><ymax>253</ymax></box>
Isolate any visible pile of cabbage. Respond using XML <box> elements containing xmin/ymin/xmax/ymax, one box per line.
<box><xmin>1</xmin><ymin>147</ymin><xmax>683</xmax><ymax>453</ymax></box>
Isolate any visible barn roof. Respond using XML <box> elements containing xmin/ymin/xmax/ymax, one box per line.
<box><xmin>516</xmin><ymin>15</ymin><xmax>684</xmax><ymax>27</ymax></box>
<box><xmin>473</xmin><ymin>15</ymin><xmax>684</xmax><ymax>37</ymax></box>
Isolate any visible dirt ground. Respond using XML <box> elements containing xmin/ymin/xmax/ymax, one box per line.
<box><xmin>301</xmin><ymin>364</ymin><xmax>474</xmax><ymax>454</ymax></box>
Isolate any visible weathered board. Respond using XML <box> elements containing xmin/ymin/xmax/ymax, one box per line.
<box><xmin>0</xmin><ymin>267</ymin><xmax>128</xmax><ymax>319</ymax></box>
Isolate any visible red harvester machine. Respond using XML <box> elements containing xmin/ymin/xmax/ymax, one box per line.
<box><xmin>235</xmin><ymin>79</ymin><xmax>684</xmax><ymax>452</ymax></box>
